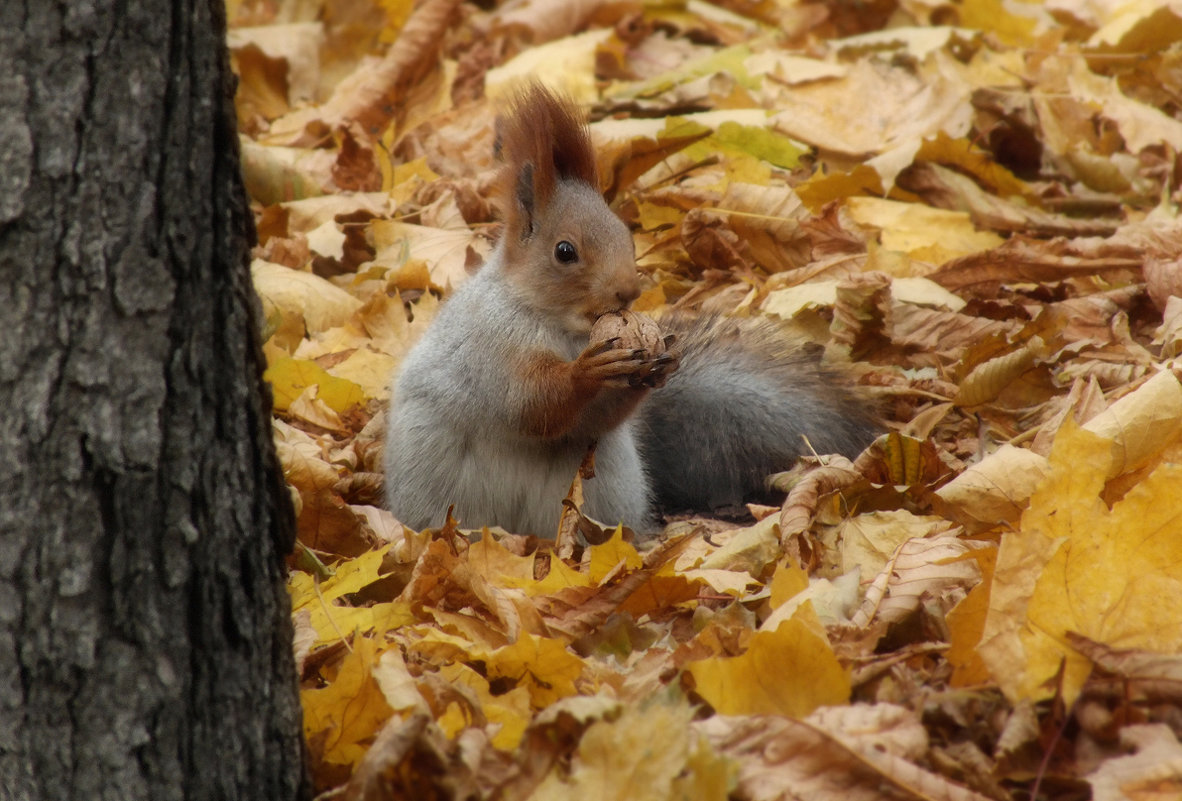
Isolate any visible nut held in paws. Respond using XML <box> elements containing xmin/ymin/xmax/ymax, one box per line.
<box><xmin>591</xmin><ymin>310</ymin><xmax>666</xmax><ymax>355</ymax></box>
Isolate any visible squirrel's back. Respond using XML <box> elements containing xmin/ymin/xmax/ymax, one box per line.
<box><xmin>640</xmin><ymin>314</ymin><xmax>878</xmax><ymax>512</ymax></box>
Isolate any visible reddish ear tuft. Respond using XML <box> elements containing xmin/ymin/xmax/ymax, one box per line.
<box><xmin>497</xmin><ymin>83</ymin><xmax>597</xmax><ymax>239</ymax></box>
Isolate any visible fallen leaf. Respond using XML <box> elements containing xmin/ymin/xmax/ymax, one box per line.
<box><xmin>302</xmin><ymin>637</ymin><xmax>395</xmax><ymax>769</ymax></box>
<box><xmin>686</xmin><ymin>612</ymin><xmax>850</xmax><ymax>718</ymax></box>
<box><xmin>977</xmin><ymin>418</ymin><xmax>1182</xmax><ymax>704</ymax></box>
<box><xmin>253</xmin><ymin>259</ymin><xmax>363</xmax><ymax>335</ymax></box>
<box><xmin>699</xmin><ymin>705</ymin><xmax>992</xmax><ymax>801</ymax></box>
<box><xmin>1086</xmin><ymin>724</ymin><xmax>1182</xmax><ymax>801</ymax></box>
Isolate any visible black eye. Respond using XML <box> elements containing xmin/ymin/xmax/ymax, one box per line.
<box><xmin>555</xmin><ymin>240</ymin><xmax>578</xmax><ymax>264</ymax></box>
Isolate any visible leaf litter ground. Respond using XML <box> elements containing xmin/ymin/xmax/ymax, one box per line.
<box><xmin>230</xmin><ymin>0</ymin><xmax>1182</xmax><ymax>798</ymax></box>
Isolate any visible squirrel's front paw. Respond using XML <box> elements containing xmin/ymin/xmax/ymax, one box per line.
<box><xmin>574</xmin><ymin>339</ymin><xmax>651</xmax><ymax>386</ymax></box>
<box><xmin>633</xmin><ymin>338</ymin><xmax>680</xmax><ymax>388</ymax></box>
<box><xmin>587</xmin><ymin>310</ymin><xmax>674</xmax><ymax>389</ymax></box>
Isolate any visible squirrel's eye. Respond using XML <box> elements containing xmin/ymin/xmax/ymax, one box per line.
<box><xmin>555</xmin><ymin>240</ymin><xmax>578</xmax><ymax>264</ymax></box>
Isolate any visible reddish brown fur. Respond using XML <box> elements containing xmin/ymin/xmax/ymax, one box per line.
<box><xmin>517</xmin><ymin>349</ymin><xmax>652</xmax><ymax>438</ymax></box>
<box><xmin>497</xmin><ymin>84</ymin><xmax>598</xmax><ymax>240</ymax></box>
<box><xmin>517</xmin><ymin>353</ymin><xmax>585</xmax><ymax>438</ymax></box>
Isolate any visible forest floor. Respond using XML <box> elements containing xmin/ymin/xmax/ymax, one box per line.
<box><xmin>228</xmin><ymin>0</ymin><xmax>1182</xmax><ymax>798</ymax></box>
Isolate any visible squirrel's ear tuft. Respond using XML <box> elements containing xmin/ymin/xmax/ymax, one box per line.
<box><xmin>514</xmin><ymin>162</ymin><xmax>536</xmax><ymax>240</ymax></box>
<box><xmin>497</xmin><ymin>83</ymin><xmax>597</xmax><ymax>240</ymax></box>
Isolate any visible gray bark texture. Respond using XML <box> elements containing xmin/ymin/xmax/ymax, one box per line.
<box><xmin>0</xmin><ymin>2</ymin><xmax>308</xmax><ymax>800</ymax></box>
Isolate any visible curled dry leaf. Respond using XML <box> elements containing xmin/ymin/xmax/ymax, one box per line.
<box><xmin>270</xmin><ymin>0</ymin><xmax>461</xmax><ymax>144</ymax></box>
<box><xmin>776</xmin><ymin>456</ymin><xmax>861</xmax><ymax>542</ymax></box>
<box><xmin>486</xmin><ymin>0</ymin><xmax>606</xmax><ymax>45</ymax></box>
<box><xmin>850</xmin><ymin>532</ymin><xmax>984</xmax><ymax>632</ymax></box>
<box><xmin>698</xmin><ymin>706</ymin><xmax>992</xmax><ymax>801</ymax></box>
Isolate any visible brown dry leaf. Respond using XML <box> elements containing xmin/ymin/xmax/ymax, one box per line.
<box><xmin>278</xmin><ymin>193</ymin><xmax>395</xmax><ymax>233</ymax></box>
<box><xmin>229</xmin><ymin>22</ymin><xmax>323</xmax><ymax>128</ymax></box>
<box><xmin>268</xmin><ymin>0</ymin><xmax>460</xmax><ymax>144</ymax></box>
<box><xmin>901</xmin><ymin>161</ymin><xmax>1117</xmax><ymax>238</ymax></box>
<box><xmin>700</xmin><ymin>182</ymin><xmax>813</xmax><ymax>274</ymax></box>
<box><xmin>776</xmin><ymin>456</ymin><xmax>861</xmax><ymax>543</ymax></box>
<box><xmin>888</xmin><ymin>302</ymin><xmax>1017</xmax><ymax>352</ymax></box>
<box><xmin>1086</xmin><ymin>724</ymin><xmax>1182</xmax><ymax>801</ymax></box>
<box><xmin>699</xmin><ymin>705</ymin><xmax>992</xmax><ymax>801</ymax></box>
<box><xmin>297</xmin><ymin>491</ymin><xmax>391</xmax><ymax>558</ymax></box>
<box><xmin>341</xmin><ymin>713</ymin><xmax>430</xmax><ymax>801</ymax></box>
<box><xmin>398</xmin><ymin>537</ymin><xmax>525</xmax><ymax>643</ymax></box>
<box><xmin>769</xmin><ymin>55</ymin><xmax>973</xmax><ymax>165</ymax></box>
<box><xmin>367</xmin><ymin>219</ymin><xmax>490</xmax><ymax>292</ymax></box>
<box><xmin>839</xmin><ymin>510</ymin><xmax>958</xmax><ymax>579</ymax></box>
<box><xmin>274</xmin><ymin>417</ymin><xmax>339</xmax><ymax>492</ymax></box>
<box><xmin>1069</xmin><ymin>632</ymin><xmax>1182</xmax><ymax>689</ymax></box>
<box><xmin>485</xmin><ymin>0</ymin><xmax>607</xmax><ymax>46</ymax></box>
<box><xmin>849</xmin><ymin>532</ymin><xmax>984</xmax><ymax>632</ymax></box>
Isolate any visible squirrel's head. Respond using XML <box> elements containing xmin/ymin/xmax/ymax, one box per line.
<box><xmin>496</xmin><ymin>83</ymin><xmax>640</xmax><ymax>335</ymax></box>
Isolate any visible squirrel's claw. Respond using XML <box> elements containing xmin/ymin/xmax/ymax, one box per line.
<box><xmin>641</xmin><ymin>351</ymin><xmax>680</xmax><ymax>388</ymax></box>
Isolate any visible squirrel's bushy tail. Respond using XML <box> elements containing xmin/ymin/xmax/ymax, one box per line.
<box><xmin>639</xmin><ymin>314</ymin><xmax>878</xmax><ymax>513</ymax></box>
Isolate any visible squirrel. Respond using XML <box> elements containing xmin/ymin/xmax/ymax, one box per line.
<box><xmin>383</xmin><ymin>83</ymin><xmax>878</xmax><ymax>537</ymax></box>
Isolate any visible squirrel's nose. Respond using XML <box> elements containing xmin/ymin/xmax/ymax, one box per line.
<box><xmin>616</xmin><ymin>278</ymin><xmax>640</xmax><ymax>306</ymax></box>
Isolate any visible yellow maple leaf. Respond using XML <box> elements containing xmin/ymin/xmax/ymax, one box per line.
<box><xmin>958</xmin><ymin>0</ymin><xmax>1038</xmax><ymax>46</ymax></box>
<box><xmin>588</xmin><ymin>527</ymin><xmax>643</xmax><ymax>584</ymax></box>
<box><xmin>265</xmin><ymin>356</ymin><xmax>366</xmax><ymax>413</ymax></box>
<box><xmin>289</xmin><ymin>546</ymin><xmax>391</xmax><ymax>609</ymax></box>
<box><xmin>438</xmin><ymin>662</ymin><xmax>532</xmax><ymax>750</ymax></box>
<box><xmin>323</xmin><ymin>347</ymin><xmax>396</xmax><ymax>402</ymax></box>
<box><xmin>687</xmin><ymin>613</ymin><xmax>850</xmax><ymax>718</ymax></box>
<box><xmin>845</xmin><ymin>196</ymin><xmax>1005</xmax><ymax>265</ymax></box>
<box><xmin>976</xmin><ymin>418</ymin><xmax>1182</xmax><ymax>704</ymax></box>
<box><xmin>526</xmin><ymin>555</ymin><xmax>596</xmax><ymax>596</ymax></box>
<box><xmin>289</xmin><ymin>547</ymin><xmax>416</xmax><ymax>644</ymax></box>
<box><xmin>531</xmin><ymin>698</ymin><xmax>732</xmax><ymax>801</ymax></box>
<box><xmin>946</xmin><ymin>546</ymin><xmax>998</xmax><ymax>688</ymax></box>
<box><xmin>769</xmin><ymin>561</ymin><xmax>809</xmax><ymax>607</ymax></box>
<box><xmin>483</xmin><ymin>632</ymin><xmax>586</xmax><ymax>709</ymax></box>
<box><xmin>301</xmin><ymin>637</ymin><xmax>393</xmax><ymax>768</ymax></box>
<box><xmin>467</xmin><ymin>532</ymin><xmax>536</xmax><ymax>588</ymax></box>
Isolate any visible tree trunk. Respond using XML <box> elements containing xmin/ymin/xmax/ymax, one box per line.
<box><xmin>0</xmin><ymin>2</ymin><xmax>307</xmax><ymax>800</ymax></box>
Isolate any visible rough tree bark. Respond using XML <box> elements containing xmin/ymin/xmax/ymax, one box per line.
<box><xmin>0</xmin><ymin>2</ymin><xmax>307</xmax><ymax>800</ymax></box>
